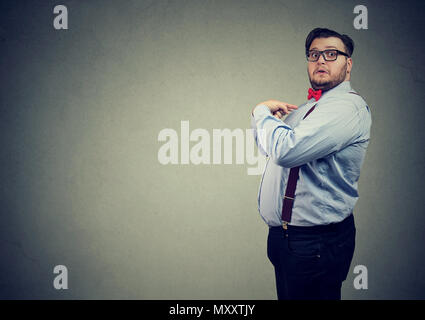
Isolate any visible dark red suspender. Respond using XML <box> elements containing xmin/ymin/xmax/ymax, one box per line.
<box><xmin>281</xmin><ymin>104</ymin><xmax>317</xmax><ymax>228</ymax></box>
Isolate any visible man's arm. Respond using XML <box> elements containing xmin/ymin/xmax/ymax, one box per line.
<box><xmin>250</xmin><ymin>113</ymin><xmax>268</xmax><ymax>156</ymax></box>
<box><xmin>250</xmin><ymin>99</ymin><xmax>298</xmax><ymax>157</ymax></box>
<box><xmin>252</xmin><ymin>97</ymin><xmax>364</xmax><ymax>168</ymax></box>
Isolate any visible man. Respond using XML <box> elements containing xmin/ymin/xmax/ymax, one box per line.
<box><xmin>250</xmin><ymin>27</ymin><xmax>372</xmax><ymax>300</ymax></box>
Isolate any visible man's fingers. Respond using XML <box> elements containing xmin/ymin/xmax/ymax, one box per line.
<box><xmin>273</xmin><ymin>110</ymin><xmax>285</xmax><ymax>119</ymax></box>
<box><xmin>279</xmin><ymin>105</ymin><xmax>290</xmax><ymax>114</ymax></box>
<box><xmin>257</xmin><ymin>100</ymin><xmax>298</xmax><ymax>115</ymax></box>
<box><xmin>279</xmin><ymin>103</ymin><xmax>298</xmax><ymax>113</ymax></box>
<box><xmin>272</xmin><ymin>103</ymin><xmax>287</xmax><ymax>114</ymax></box>
<box><xmin>273</xmin><ymin>102</ymin><xmax>298</xmax><ymax>114</ymax></box>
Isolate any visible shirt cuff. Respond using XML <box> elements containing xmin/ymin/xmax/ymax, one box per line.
<box><xmin>252</xmin><ymin>104</ymin><xmax>270</xmax><ymax>118</ymax></box>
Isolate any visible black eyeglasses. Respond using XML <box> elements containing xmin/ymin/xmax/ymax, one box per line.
<box><xmin>306</xmin><ymin>49</ymin><xmax>349</xmax><ymax>62</ymax></box>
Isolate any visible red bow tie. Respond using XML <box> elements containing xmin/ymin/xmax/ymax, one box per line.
<box><xmin>308</xmin><ymin>88</ymin><xmax>322</xmax><ymax>101</ymax></box>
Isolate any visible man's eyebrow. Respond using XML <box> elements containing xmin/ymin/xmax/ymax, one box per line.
<box><xmin>309</xmin><ymin>46</ymin><xmax>339</xmax><ymax>50</ymax></box>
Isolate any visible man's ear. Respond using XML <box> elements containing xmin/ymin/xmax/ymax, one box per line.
<box><xmin>347</xmin><ymin>57</ymin><xmax>353</xmax><ymax>74</ymax></box>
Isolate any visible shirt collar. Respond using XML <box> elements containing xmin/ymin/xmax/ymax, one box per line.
<box><xmin>320</xmin><ymin>81</ymin><xmax>352</xmax><ymax>100</ymax></box>
<box><xmin>307</xmin><ymin>81</ymin><xmax>352</xmax><ymax>103</ymax></box>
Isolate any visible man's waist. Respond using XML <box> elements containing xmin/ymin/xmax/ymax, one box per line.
<box><xmin>269</xmin><ymin>212</ymin><xmax>354</xmax><ymax>234</ymax></box>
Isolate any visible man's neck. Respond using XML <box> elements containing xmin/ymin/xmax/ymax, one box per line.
<box><xmin>312</xmin><ymin>79</ymin><xmax>348</xmax><ymax>93</ymax></box>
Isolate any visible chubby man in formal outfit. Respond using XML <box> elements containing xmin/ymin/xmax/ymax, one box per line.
<box><xmin>250</xmin><ymin>27</ymin><xmax>372</xmax><ymax>300</ymax></box>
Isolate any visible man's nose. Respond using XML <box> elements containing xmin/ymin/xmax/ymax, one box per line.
<box><xmin>317</xmin><ymin>53</ymin><xmax>326</xmax><ymax>64</ymax></box>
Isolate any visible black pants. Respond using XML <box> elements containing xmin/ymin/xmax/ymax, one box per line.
<box><xmin>267</xmin><ymin>214</ymin><xmax>356</xmax><ymax>300</ymax></box>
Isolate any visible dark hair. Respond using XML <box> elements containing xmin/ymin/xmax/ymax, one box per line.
<box><xmin>305</xmin><ymin>27</ymin><xmax>354</xmax><ymax>57</ymax></box>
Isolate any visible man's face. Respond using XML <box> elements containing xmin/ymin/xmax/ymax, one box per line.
<box><xmin>307</xmin><ymin>37</ymin><xmax>352</xmax><ymax>91</ymax></box>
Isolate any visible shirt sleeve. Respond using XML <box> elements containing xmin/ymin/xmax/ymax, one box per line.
<box><xmin>250</xmin><ymin>112</ymin><xmax>268</xmax><ymax>156</ymax></box>
<box><xmin>252</xmin><ymin>97</ymin><xmax>363</xmax><ymax>168</ymax></box>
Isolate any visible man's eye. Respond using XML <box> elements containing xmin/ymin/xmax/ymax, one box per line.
<box><xmin>327</xmin><ymin>52</ymin><xmax>336</xmax><ymax>57</ymax></box>
<box><xmin>311</xmin><ymin>52</ymin><xmax>319</xmax><ymax>58</ymax></box>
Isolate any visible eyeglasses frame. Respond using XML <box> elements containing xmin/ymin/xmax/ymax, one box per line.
<box><xmin>306</xmin><ymin>49</ymin><xmax>350</xmax><ymax>62</ymax></box>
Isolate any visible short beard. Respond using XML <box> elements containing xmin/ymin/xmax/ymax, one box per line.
<box><xmin>309</xmin><ymin>62</ymin><xmax>348</xmax><ymax>92</ymax></box>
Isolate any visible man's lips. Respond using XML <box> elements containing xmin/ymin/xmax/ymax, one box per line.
<box><xmin>315</xmin><ymin>69</ymin><xmax>328</xmax><ymax>74</ymax></box>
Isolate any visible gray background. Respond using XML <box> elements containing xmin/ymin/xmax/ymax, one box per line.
<box><xmin>1</xmin><ymin>0</ymin><xmax>424</xmax><ymax>299</ymax></box>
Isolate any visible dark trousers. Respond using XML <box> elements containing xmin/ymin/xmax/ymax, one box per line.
<box><xmin>267</xmin><ymin>214</ymin><xmax>356</xmax><ymax>300</ymax></box>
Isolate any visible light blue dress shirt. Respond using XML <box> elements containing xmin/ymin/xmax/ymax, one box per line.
<box><xmin>251</xmin><ymin>81</ymin><xmax>372</xmax><ymax>227</ymax></box>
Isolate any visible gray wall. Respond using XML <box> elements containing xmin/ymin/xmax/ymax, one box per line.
<box><xmin>0</xmin><ymin>0</ymin><xmax>424</xmax><ymax>299</ymax></box>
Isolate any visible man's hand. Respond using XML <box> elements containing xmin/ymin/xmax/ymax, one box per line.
<box><xmin>252</xmin><ymin>99</ymin><xmax>298</xmax><ymax>119</ymax></box>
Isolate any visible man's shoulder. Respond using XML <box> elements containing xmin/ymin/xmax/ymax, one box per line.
<box><xmin>347</xmin><ymin>90</ymin><xmax>367</xmax><ymax>103</ymax></box>
<box><xmin>321</xmin><ymin>90</ymin><xmax>370</xmax><ymax>114</ymax></box>
<box><xmin>347</xmin><ymin>91</ymin><xmax>371</xmax><ymax>114</ymax></box>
